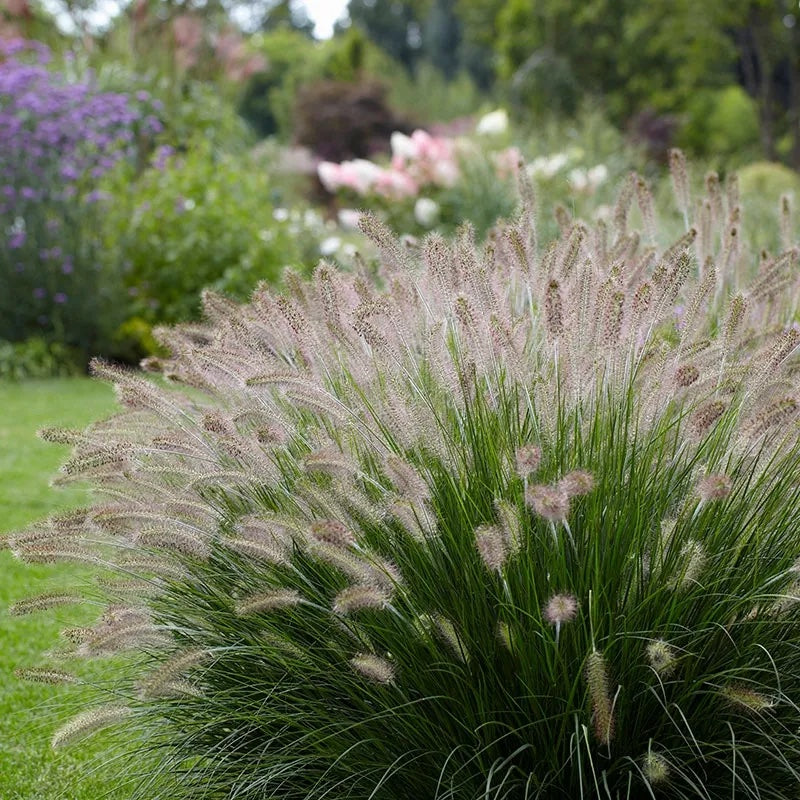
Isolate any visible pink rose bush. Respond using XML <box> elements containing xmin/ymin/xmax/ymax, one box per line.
<box><xmin>317</xmin><ymin>121</ymin><xmax>521</xmax><ymax>235</ymax></box>
<box><xmin>317</xmin><ymin>129</ymin><xmax>459</xmax><ymax>200</ymax></box>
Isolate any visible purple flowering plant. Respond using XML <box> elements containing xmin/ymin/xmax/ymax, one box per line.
<box><xmin>0</xmin><ymin>38</ymin><xmax>162</xmax><ymax>361</ymax></box>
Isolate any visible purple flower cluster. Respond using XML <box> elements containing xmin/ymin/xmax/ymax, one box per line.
<box><xmin>0</xmin><ymin>38</ymin><xmax>163</xmax><ymax>354</ymax></box>
<box><xmin>0</xmin><ymin>38</ymin><xmax>162</xmax><ymax>209</ymax></box>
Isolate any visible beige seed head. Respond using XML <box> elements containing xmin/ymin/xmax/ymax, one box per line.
<box><xmin>543</xmin><ymin>593</ymin><xmax>579</xmax><ymax>626</ymax></box>
<box><xmin>15</xmin><ymin>667</ymin><xmax>78</xmax><ymax>685</ymax></box>
<box><xmin>674</xmin><ymin>364</ymin><xmax>699</xmax><ymax>387</ymax></box>
<box><xmin>677</xmin><ymin>540</ymin><xmax>706</xmax><ymax>590</ymax></box>
<box><xmin>309</xmin><ymin>519</ymin><xmax>355</xmax><ymax>548</ymax></box>
<box><xmin>544</xmin><ymin>279</ymin><xmax>564</xmax><ymax>337</ymax></box>
<box><xmin>697</xmin><ymin>473</ymin><xmax>732</xmax><ymax>502</ymax></box>
<box><xmin>689</xmin><ymin>400</ymin><xmax>726</xmax><ymax>436</ymax></box>
<box><xmin>333</xmin><ymin>585</ymin><xmax>390</xmax><ymax>614</ymax></box>
<box><xmin>350</xmin><ymin>653</ymin><xmax>395</xmax><ymax>685</ymax></box>
<box><xmin>642</xmin><ymin>752</ymin><xmax>670</xmax><ymax>785</ymax></box>
<box><xmin>52</xmin><ymin>705</ymin><xmax>133</xmax><ymax>749</ymax></box>
<box><xmin>514</xmin><ymin>444</ymin><xmax>542</xmax><ymax>477</ymax></box>
<box><xmin>646</xmin><ymin>639</ymin><xmax>677</xmax><ymax>676</ymax></box>
<box><xmin>586</xmin><ymin>649</ymin><xmax>614</xmax><ymax>746</ymax></box>
<box><xmin>235</xmin><ymin>589</ymin><xmax>303</xmax><ymax>616</ymax></box>
<box><xmin>474</xmin><ymin>524</ymin><xmax>509</xmax><ymax>571</ymax></box>
<box><xmin>722</xmin><ymin>685</ymin><xmax>776</xmax><ymax>714</ymax></box>
<box><xmin>9</xmin><ymin>593</ymin><xmax>81</xmax><ymax>616</ymax></box>
<box><xmin>525</xmin><ymin>484</ymin><xmax>570</xmax><ymax>522</ymax></box>
<box><xmin>559</xmin><ymin>470</ymin><xmax>595</xmax><ymax>498</ymax></box>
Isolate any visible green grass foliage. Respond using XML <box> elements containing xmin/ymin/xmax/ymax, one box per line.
<box><xmin>0</xmin><ymin>378</ymin><xmax>124</xmax><ymax>800</ymax></box>
<box><xmin>12</xmin><ymin>161</ymin><xmax>800</xmax><ymax>799</ymax></box>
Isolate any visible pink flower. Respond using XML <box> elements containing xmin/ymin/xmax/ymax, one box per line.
<box><xmin>374</xmin><ymin>168</ymin><xmax>418</xmax><ymax>199</ymax></box>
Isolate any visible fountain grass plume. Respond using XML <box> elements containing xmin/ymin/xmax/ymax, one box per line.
<box><xmin>12</xmin><ymin>159</ymin><xmax>800</xmax><ymax>799</ymax></box>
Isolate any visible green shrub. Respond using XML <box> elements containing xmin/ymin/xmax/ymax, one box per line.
<box><xmin>100</xmin><ymin>140</ymin><xmax>310</xmax><ymax>332</ymax></box>
<box><xmin>384</xmin><ymin>61</ymin><xmax>486</xmax><ymax>125</ymax></box>
<box><xmin>0</xmin><ymin>337</ymin><xmax>81</xmax><ymax>380</ymax></box>
<box><xmin>737</xmin><ymin>161</ymin><xmax>800</xmax><ymax>254</ymax></box>
<box><xmin>14</xmin><ymin>164</ymin><xmax>800</xmax><ymax>799</ymax></box>
<box><xmin>680</xmin><ymin>86</ymin><xmax>761</xmax><ymax>163</ymax></box>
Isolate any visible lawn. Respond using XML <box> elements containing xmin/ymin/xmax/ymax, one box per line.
<box><xmin>0</xmin><ymin>378</ymin><xmax>133</xmax><ymax>800</ymax></box>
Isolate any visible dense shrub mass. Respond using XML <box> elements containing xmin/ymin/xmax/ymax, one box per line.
<box><xmin>0</xmin><ymin>39</ymin><xmax>160</xmax><ymax>360</ymax></box>
<box><xmin>12</xmin><ymin>161</ymin><xmax>800</xmax><ymax>799</ymax></box>
<box><xmin>99</xmin><ymin>139</ymin><xmax>311</xmax><ymax>331</ymax></box>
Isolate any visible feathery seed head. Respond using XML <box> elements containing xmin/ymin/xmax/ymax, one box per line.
<box><xmin>15</xmin><ymin>667</ymin><xmax>78</xmax><ymax>685</ymax></box>
<box><xmin>642</xmin><ymin>751</ymin><xmax>670</xmax><ymax>785</ymax></box>
<box><xmin>669</xmin><ymin>149</ymin><xmax>690</xmax><ymax>214</ymax></box>
<box><xmin>526</xmin><ymin>484</ymin><xmax>570</xmax><ymax>522</ymax></box>
<box><xmin>9</xmin><ymin>593</ymin><xmax>81</xmax><ymax>615</ymax></box>
<box><xmin>559</xmin><ymin>470</ymin><xmax>595</xmax><ymax>498</ymax></box>
<box><xmin>137</xmin><ymin>648</ymin><xmax>211</xmax><ymax>698</ymax></box>
<box><xmin>689</xmin><ymin>400</ymin><xmax>726</xmax><ymax>437</ymax></box>
<box><xmin>543</xmin><ymin>593</ymin><xmax>578</xmax><ymax>626</ymax></box>
<box><xmin>722</xmin><ymin>685</ymin><xmax>776</xmax><ymax>714</ymax></box>
<box><xmin>309</xmin><ymin>519</ymin><xmax>355</xmax><ymax>548</ymax></box>
<box><xmin>235</xmin><ymin>589</ymin><xmax>303</xmax><ymax>615</ymax></box>
<box><xmin>333</xmin><ymin>585</ymin><xmax>390</xmax><ymax>614</ymax></box>
<box><xmin>544</xmin><ymin>279</ymin><xmax>564</xmax><ymax>337</ymax></box>
<box><xmin>37</xmin><ymin>427</ymin><xmax>85</xmax><ymax>445</ymax></box>
<box><xmin>52</xmin><ymin>705</ymin><xmax>132</xmax><ymax>749</ymax></box>
<box><xmin>677</xmin><ymin>540</ymin><xmax>706</xmax><ymax>589</ymax></box>
<box><xmin>632</xmin><ymin>282</ymin><xmax>652</xmax><ymax>317</ymax></box>
<box><xmin>675</xmin><ymin>364</ymin><xmax>700</xmax><ymax>387</ymax></box>
<box><xmin>514</xmin><ymin>444</ymin><xmax>541</xmax><ymax>477</ymax></box>
<box><xmin>494</xmin><ymin>498</ymin><xmax>524</xmax><ymax>555</ymax></box>
<box><xmin>350</xmin><ymin>653</ymin><xmax>395</xmax><ymax>685</ymax></box>
<box><xmin>474</xmin><ymin>524</ymin><xmax>509</xmax><ymax>571</ymax></box>
<box><xmin>747</xmin><ymin>396</ymin><xmax>799</xmax><ymax>437</ymax></box>
<box><xmin>585</xmin><ymin>649</ymin><xmax>614</xmax><ymax>746</ymax></box>
<box><xmin>646</xmin><ymin>639</ymin><xmax>677</xmax><ymax>676</ymax></box>
<box><xmin>61</xmin><ymin>626</ymin><xmax>93</xmax><ymax>645</ymax></box>
<box><xmin>697</xmin><ymin>473</ymin><xmax>732</xmax><ymax>502</ymax></box>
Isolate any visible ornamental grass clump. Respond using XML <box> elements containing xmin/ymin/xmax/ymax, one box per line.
<box><xmin>12</xmin><ymin>159</ymin><xmax>800</xmax><ymax>799</ymax></box>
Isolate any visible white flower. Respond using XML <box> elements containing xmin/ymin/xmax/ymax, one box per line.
<box><xmin>546</xmin><ymin>153</ymin><xmax>569</xmax><ymax>175</ymax></box>
<box><xmin>337</xmin><ymin>209</ymin><xmax>362</xmax><ymax>230</ymax></box>
<box><xmin>432</xmin><ymin>159</ymin><xmax>459</xmax><ymax>187</ymax></box>
<box><xmin>568</xmin><ymin>168</ymin><xmax>589</xmax><ymax>192</ymax></box>
<box><xmin>272</xmin><ymin>208</ymin><xmax>289</xmax><ymax>222</ymax></box>
<box><xmin>587</xmin><ymin>164</ymin><xmax>609</xmax><ymax>188</ymax></box>
<box><xmin>317</xmin><ymin>162</ymin><xmax>340</xmax><ymax>192</ymax></box>
<box><xmin>350</xmin><ymin>159</ymin><xmax>382</xmax><ymax>193</ymax></box>
<box><xmin>390</xmin><ymin>132</ymin><xmax>418</xmax><ymax>161</ymax></box>
<box><xmin>303</xmin><ymin>209</ymin><xmax>322</xmax><ymax>228</ymax></box>
<box><xmin>414</xmin><ymin>198</ymin><xmax>440</xmax><ymax>228</ymax></box>
<box><xmin>319</xmin><ymin>236</ymin><xmax>342</xmax><ymax>256</ymax></box>
<box><xmin>476</xmin><ymin>109</ymin><xmax>509</xmax><ymax>136</ymax></box>
<box><xmin>527</xmin><ymin>153</ymin><xmax>569</xmax><ymax>180</ymax></box>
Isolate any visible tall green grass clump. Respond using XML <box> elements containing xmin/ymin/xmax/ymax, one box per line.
<box><xmin>11</xmin><ymin>154</ymin><xmax>800</xmax><ymax>799</ymax></box>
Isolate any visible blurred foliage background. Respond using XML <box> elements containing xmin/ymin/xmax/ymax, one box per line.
<box><xmin>2</xmin><ymin>0</ymin><xmax>800</xmax><ymax>373</ymax></box>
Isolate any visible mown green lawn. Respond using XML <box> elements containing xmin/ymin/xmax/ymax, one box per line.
<box><xmin>0</xmin><ymin>378</ymin><xmax>134</xmax><ymax>800</ymax></box>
